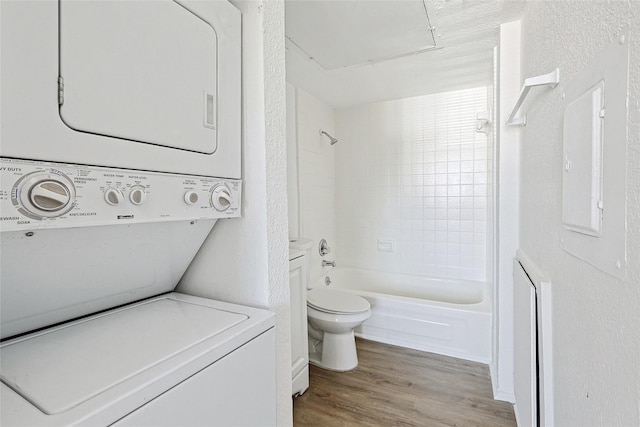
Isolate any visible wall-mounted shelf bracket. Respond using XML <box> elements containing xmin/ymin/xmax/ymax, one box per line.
<box><xmin>506</xmin><ymin>68</ymin><xmax>560</xmax><ymax>127</ymax></box>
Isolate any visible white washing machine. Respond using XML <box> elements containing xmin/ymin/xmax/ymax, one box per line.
<box><xmin>0</xmin><ymin>1</ymin><xmax>277</xmax><ymax>426</ymax></box>
<box><xmin>0</xmin><ymin>291</ymin><xmax>276</xmax><ymax>426</ymax></box>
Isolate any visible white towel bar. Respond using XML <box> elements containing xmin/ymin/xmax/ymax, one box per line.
<box><xmin>506</xmin><ymin>68</ymin><xmax>560</xmax><ymax>127</ymax></box>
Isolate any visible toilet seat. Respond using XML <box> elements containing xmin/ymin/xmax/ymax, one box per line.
<box><xmin>307</xmin><ymin>288</ymin><xmax>370</xmax><ymax>314</ymax></box>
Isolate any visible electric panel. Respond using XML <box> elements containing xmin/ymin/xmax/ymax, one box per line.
<box><xmin>560</xmin><ymin>32</ymin><xmax>628</xmax><ymax>279</ymax></box>
<box><xmin>562</xmin><ymin>81</ymin><xmax>604</xmax><ymax>236</ymax></box>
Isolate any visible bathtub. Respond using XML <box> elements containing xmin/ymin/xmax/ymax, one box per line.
<box><xmin>316</xmin><ymin>268</ymin><xmax>492</xmax><ymax>363</ymax></box>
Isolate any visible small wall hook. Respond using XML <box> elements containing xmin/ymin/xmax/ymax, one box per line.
<box><xmin>475</xmin><ymin>110</ymin><xmax>492</xmax><ymax>135</ymax></box>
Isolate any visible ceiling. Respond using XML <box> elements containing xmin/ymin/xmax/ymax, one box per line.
<box><xmin>285</xmin><ymin>0</ymin><xmax>526</xmax><ymax>108</ymax></box>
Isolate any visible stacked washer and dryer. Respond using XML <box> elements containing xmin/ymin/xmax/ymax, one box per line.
<box><xmin>0</xmin><ymin>1</ymin><xmax>276</xmax><ymax>426</ymax></box>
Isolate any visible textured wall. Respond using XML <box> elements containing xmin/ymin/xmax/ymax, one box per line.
<box><xmin>286</xmin><ymin>83</ymin><xmax>300</xmax><ymax>239</ymax></box>
<box><xmin>178</xmin><ymin>1</ymin><xmax>292</xmax><ymax>425</ymax></box>
<box><xmin>520</xmin><ymin>2</ymin><xmax>640</xmax><ymax>425</ymax></box>
<box><xmin>261</xmin><ymin>1</ymin><xmax>291</xmax><ymax>424</ymax></box>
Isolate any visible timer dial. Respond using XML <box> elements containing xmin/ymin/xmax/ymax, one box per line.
<box><xmin>30</xmin><ymin>181</ymin><xmax>71</xmax><ymax>211</ymax></box>
<box><xmin>13</xmin><ymin>169</ymin><xmax>76</xmax><ymax>219</ymax></box>
<box><xmin>210</xmin><ymin>184</ymin><xmax>232</xmax><ymax>212</ymax></box>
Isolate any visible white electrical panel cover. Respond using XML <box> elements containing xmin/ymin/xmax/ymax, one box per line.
<box><xmin>560</xmin><ymin>32</ymin><xmax>629</xmax><ymax>279</ymax></box>
<box><xmin>562</xmin><ymin>81</ymin><xmax>604</xmax><ymax>236</ymax></box>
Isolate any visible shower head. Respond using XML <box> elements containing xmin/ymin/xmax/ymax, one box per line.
<box><xmin>320</xmin><ymin>130</ymin><xmax>338</xmax><ymax>145</ymax></box>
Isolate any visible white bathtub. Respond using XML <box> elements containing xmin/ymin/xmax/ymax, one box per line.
<box><xmin>316</xmin><ymin>268</ymin><xmax>492</xmax><ymax>363</ymax></box>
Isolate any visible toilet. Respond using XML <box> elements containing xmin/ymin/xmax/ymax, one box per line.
<box><xmin>307</xmin><ymin>287</ymin><xmax>371</xmax><ymax>371</ymax></box>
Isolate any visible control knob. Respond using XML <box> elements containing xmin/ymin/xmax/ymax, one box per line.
<box><xmin>104</xmin><ymin>188</ymin><xmax>124</xmax><ymax>206</ymax></box>
<box><xmin>129</xmin><ymin>186</ymin><xmax>147</xmax><ymax>205</ymax></box>
<box><xmin>184</xmin><ymin>191</ymin><xmax>199</xmax><ymax>205</ymax></box>
<box><xmin>13</xmin><ymin>169</ymin><xmax>76</xmax><ymax>219</ymax></box>
<box><xmin>30</xmin><ymin>181</ymin><xmax>71</xmax><ymax>212</ymax></box>
<box><xmin>210</xmin><ymin>184</ymin><xmax>232</xmax><ymax>212</ymax></box>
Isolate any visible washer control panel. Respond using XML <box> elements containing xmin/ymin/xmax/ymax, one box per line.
<box><xmin>0</xmin><ymin>158</ymin><xmax>241</xmax><ymax>231</ymax></box>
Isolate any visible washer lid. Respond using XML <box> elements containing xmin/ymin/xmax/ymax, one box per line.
<box><xmin>307</xmin><ymin>288</ymin><xmax>370</xmax><ymax>314</ymax></box>
<box><xmin>0</xmin><ymin>297</ymin><xmax>248</xmax><ymax>415</ymax></box>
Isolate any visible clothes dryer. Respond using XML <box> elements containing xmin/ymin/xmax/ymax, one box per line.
<box><xmin>0</xmin><ymin>0</ymin><xmax>241</xmax><ymax>177</ymax></box>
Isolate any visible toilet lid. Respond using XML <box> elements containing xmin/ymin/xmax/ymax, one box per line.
<box><xmin>307</xmin><ymin>288</ymin><xmax>370</xmax><ymax>314</ymax></box>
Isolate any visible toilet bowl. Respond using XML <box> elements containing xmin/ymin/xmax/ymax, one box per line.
<box><xmin>307</xmin><ymin>287</ymin><xmax>371</xmax><ymax>371</ymax></box>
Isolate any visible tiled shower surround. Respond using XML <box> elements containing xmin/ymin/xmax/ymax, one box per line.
<box><xmin>335</xmin><ymin>87</ymin><xmax>492</xmax><ymax>281</ymax></box>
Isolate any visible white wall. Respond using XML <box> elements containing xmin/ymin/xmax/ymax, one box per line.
<box><xmin>519</xmin><ymin>2</ymin><xmax>640</xmax><ymax>425</ymax></box>
<box><xmin>177</xmin><ymin>1</ymin><xmax>292</xmax><ymax>425</ymax></box>
<box><xmin>335</xmin><ymin>88</ymin><xmax>492</xmax><ymax>282</ymax></box>
<box><xmin>286</xmin><ymin>83</ymin><xmax>300</xmax><ymax>240</ymax></box>
<box><xmin>294</xmin><ymin>88</ymin><xmax>337</xmax><ymax>283</ymax></box>
<box><xmin>491</xmin><ymin>20</ymin><xmax>521</xmax><ymax>403</ymax></box>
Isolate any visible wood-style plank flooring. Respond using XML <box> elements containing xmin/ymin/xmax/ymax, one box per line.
<box><xmin>293</xmin><ymin>338</ymin><xmax>516</xmax><ymax>427</ymax></box>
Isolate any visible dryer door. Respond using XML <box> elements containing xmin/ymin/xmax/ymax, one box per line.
<box><xmin>59</xmin><ymin>0</ymin><xmax>218</xmax><ymax>154</ymax></box>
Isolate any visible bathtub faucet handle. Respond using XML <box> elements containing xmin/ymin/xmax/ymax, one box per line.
<box><xmin>319</xmin><ymin>239</ymin><xmax>331</xmax><ymax>256</ymax></box>
<box><xmin>325</xmin><ymin>276</ymin><xmax>332</xmax><ymax>286</ymax></box>
<box><xmin>322</xmin><ymin>260</ymin><xmax>336</xmax><ymax>268</ymax></box>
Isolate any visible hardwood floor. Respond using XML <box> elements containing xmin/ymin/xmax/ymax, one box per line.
<box><xmin>293</xmin><ymin>338</ymin><xmax>516</xmax><ymax>427</ymax></box>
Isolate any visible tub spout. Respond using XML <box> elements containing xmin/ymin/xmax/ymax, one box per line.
<box><xmin>322</xmin><ymin>260</ymin><xmax>336</xmax><ymax>267</ymax></box>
